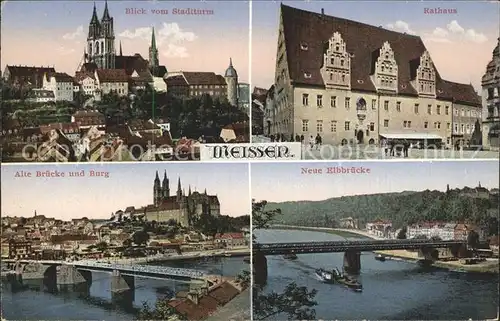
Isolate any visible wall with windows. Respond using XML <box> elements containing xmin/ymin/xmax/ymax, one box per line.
<box><xmin>452</xmin><ymin>103</ymin><xmax>482</xmax><ymax>146</ymax></box>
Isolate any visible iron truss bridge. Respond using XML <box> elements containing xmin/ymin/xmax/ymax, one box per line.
<box><xmin>254</xmin><ymin>239</ymin><xmax>465</xmax><ymax>255</ymax></box>
<box><xmin>71</xmin><ymin>261</ymin><xmax>207</xmax><ymax>280</ymax></box>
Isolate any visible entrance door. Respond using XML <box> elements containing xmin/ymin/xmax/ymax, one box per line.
<box><xmin>357</xmin><ymin>130</ymin><xmax>364</xmax><ymax>144</ymax></box>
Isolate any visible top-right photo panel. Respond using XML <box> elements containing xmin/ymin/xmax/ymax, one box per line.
<box><xmin>251</xmin><ymin>1</ymin><xmax>500</xmax><ymax>160</ymax></box>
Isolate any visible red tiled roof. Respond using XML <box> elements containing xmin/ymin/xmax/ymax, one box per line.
<box><xmin>165</xmin><ymin>75</ymin><xmax>188</xmax><ymax>86</ymax></box>
<box><xmin>115</xmin><ymin>54</ymin><xmax>150</xmax><ymax>76</ymax></box>
<box><xmin>215</xmin><ymin>233</ymin><xmax>244</xmax><ymax>240</ymax></box>
<box><xmin>6</xmin><ymin>65</ymin><xmax>55</xmax><ymax>77</ymax></box>
<box><xmin>182</xmin><ymin>72</ymin><xmax>227</xmax><ymax>85</ymax></box>
<box><xmin>40</xmin><ymin>123</ymin><xmax>80</xmax><ymax>134</ymax></box>
<box><xmin>46</xmin><ymin>72</ymin><xmax>74</xmax><ymax>83</ymax></box>
<box><xmin>171</xmin><ymin>295</ymin><xmax>218</xmax><ymax>320</ymax></box>
<box><xmin>280</xmin><ymin>4</ymin><xmax>480</xmax><ymax>105</ymax></box>
<box><xmin>208</xmin><ymin>282</ymin><xmax>240</xmax><ymax>305</ymax></box>
<box><xmin>437</xmin><ymin>80</ymin><xmax>481</xmax><ymax>107</ymax></box>
<box><xmin>96</xmin><ymin>69</ymin><xmax>129</xmax><ymax>82</ymax></box>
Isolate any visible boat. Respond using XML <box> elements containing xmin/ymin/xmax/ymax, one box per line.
<box><xmin>375</xmin><ymin>254</ymin><xmax>386</xmax><ymax>262</ymax></box>
<box><xmin>340</xmin><ymin>274</ymin><xmax>363</xmax><ymax>292</ymax></box>
<box><xmin>243</xmin><ymin>256</ymin><xmax>251</xmax><ymax>263</ymax></box>
<box><xmin>283</xmin><ymin>253</ymin><xmax>298</xmax><ymax>260</ymax></box>
<box><xmin>331</xmin><ymin>268</ymin><xmax>363</xmax><ymax>292</ymax></box>
<box><xmin>315</xmin><ymin>268</ymin><xmax>335</xmax><ymax>284</ymax></box>
<box><xmin>224</xmin><ymin>253</ymin><xmax>232</xmax><ymax>257</ymax></box>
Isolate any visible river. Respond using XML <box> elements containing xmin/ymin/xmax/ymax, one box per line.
<box><xmin>1</xmin><ymin>256</ymin><xmax>247</xmax><ymax>320</ymax></box>
<box><xmin>255</xmin><ymin>229</ymin><xmax>499</xmax><ymax>320</ymax></box>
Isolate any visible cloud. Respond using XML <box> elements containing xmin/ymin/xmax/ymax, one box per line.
<box><xmin>447</xmin><ymin>20</ymin><xmax>464</xmax><ymax>34</ymax></box>
<box><xmin>119</xmin><ymin>27</ymin><xmax>151</xmax><ymax>40</ymax></box>
<box><xmin>386</xmin><ymin>20</ymin><xmax>416</xmax><ymax>35</ymax></box>
<box><xmin>119</xmin><ymin>23</ymin><xmax>197</xmax><ymax>58</ymax></box>
<box><xmin>420</xmin><ymin>20</ymin><xmax>488</xmax><ymax>44</ymax></box>
<box><xmin>57</xmin><ymin>46</ymin><xmax>76</xmax><ymax>56</ymax></box>
<box><xmin>163</xmin><ymin>44</ymin><xmax>189</xmax><ymax>58</ymax></box>
<box><xmin>63</xmin><ymin>25</ymin><xmax>84</xmax><ymax>40</ymax></box>
<box><xmin>464</xmin><ymin>29</ymin><xmax>488</xmax><ymax>43</ymax></box>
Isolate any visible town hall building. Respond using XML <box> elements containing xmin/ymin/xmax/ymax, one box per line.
<box><xmin>266</xmin><ymin>4</ymin><xmax>482</xmax><ymax>147</ymax></box>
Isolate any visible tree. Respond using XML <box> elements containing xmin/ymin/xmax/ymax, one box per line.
<box><xmin>414</xmin><ymin>234</ymin><xmax>428</xmax><ymax>239</ymax></box>
<box><xmin>132</xmin><ymin>230</ymin><xmax>150</xmax><ymax>246</ymax></box>
<box><xmin>430</xmin><ymin>235</ymin><xmax>442</xmax><ymax>241</ymax></box>
<box><xmin>236</xmin><ymin>270</ymin><xmax>251</xmax><ymax>289</ymax></box>
<box><xmin>95</xmin><ymin>241</ymin><xmax>108</xmax><ymax>252</ymax></box>
<box><xmin>397</xmin><ymin>227</ymin><xmax>407</xmax><ymax>239</ymax></box>
<box><xmin>137</xmin><ymin>299</ymin><xmax>186</xmax><ymax>320</ymax></box>
<box><xmin>252</xmin><ymin>200</ymin><xmax>318</xmax><ymax>320</ymax></box>
<box><xmin>467</xmin><ymin>230</ymin><xmax>480</xmax><ymax>250</ymax></box>
<box><xmin>253</xmin><ymin>282</ymin><xmax>318</xmax><ymax>321</ymax></box>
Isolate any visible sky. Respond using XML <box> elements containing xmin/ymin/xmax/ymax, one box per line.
<box><xmin>1</xmin><ymin>1</ymin><xmax>250</xmax><ymax>82</ymax></box>
<box><xmin>252</xmin><ymin>1</ymin><xmax>499</xmax><ymax>90</ymax></box>
<box><xmin>251</xmin><ymin>160</ymin><xmax>500</xmax><ymax>203</ymax></box>
<box><xmin>1</xmin><ymin>163</ymin><xmax>250</xmax><ymax>220</ymax></box>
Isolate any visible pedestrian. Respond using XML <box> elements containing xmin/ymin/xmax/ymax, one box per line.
<box><xmin>382</xmin><ymin>139</ymin><xmax>388</xmax><ymax>156</ymax></box>
<box><xmin>403</xmin><ymin>139</ymin><xmax>409</xmax><ymax>157</ymax></box>
<box><xmin>295</xmin><ymin>134</ymin><xmax>300</xmax><ymax>142</ymax></box>
<box><xmin>309</xmin><ymin>135</ymin><xmax>315</xmax><ymax>149</ymax></box>
<box><xmin>300</xmin><ymin>134</ymin><xmax>305</xmax><ymax>144</ymax></box>
<box><xmin>389</xmin><ymin>140</ymin><xmax>394</xmax><ymax>156</ymax></box>
<box><xmin>315</xmin><ymin>134</ymin><xmax>322</xmax><ymax>150</ymax></box>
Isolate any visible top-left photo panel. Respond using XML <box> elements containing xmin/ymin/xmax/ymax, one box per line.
<box><xmin>1</xmin><ymin>0</ymin><xmax>251</xmax><ymax>163</ymax></box>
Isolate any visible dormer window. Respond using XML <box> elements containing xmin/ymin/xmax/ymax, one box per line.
<box><xmin>304</xmin><ymin>72</ymin><xmax>312</xmax><ymax>78</ymax></box>
<box><xmin>300</xmin><ymin>43</ymin><xmax>308</xmax><ymax>51</ymax></box>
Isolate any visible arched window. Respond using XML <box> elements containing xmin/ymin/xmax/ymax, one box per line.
<box><xmin>95</xmin><ymin>41</ymin><xmax>100</xmax><ymax>54</ymax></box>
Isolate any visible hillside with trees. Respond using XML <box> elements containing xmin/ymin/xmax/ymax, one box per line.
<box><xmin>264</xmin><ymin>188</ymin><xmax>499</xmax><ymax>235</ymax></box>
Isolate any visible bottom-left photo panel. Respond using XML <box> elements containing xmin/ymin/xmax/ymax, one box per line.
<box><xmin>0</xmin><ymin>162</ymin><xmax>251</xmax><ymax>321</ymax></box>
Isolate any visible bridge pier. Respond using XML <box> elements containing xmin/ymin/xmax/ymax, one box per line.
<box><xmin>418</xmin><ymin>247</ymin><xmax>439</xmax><ymax>261</ymax></box>
<box><xmin>343</xmin><ymin>250</ymin><xmax>361</xmax><ymax>274</ymax></box>
<box><xmin>111</xmin><ymin>270</ymin><xmax>135</xmax><ymax>304</ymax></box>
<box><xmin>253</xmin><ymin>251</ymin><xmax>268</xmax><ymax>286</ymax></box>
<box><xmin>56</xmin><ymin>265</ymin><xmax>92</xmax><ymax>292</ymax></box>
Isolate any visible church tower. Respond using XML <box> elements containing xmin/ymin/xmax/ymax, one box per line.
<box><xmin>149</xmin><ymin>27</ymin><xmax>159</xmax><ymax>70</ymax></box>
<box><xmin>87</xmin><ymin>1</ymin><xmax>115</xmax><ymax>69</ymax></box>
<box><xmin>153</xmin><ymin>171</ymin><xmax>161</xmax><ymax>206</ymax></box>
<box><xmin>162</xmin><ymin>170</ymin><xmax>170</xmax><ymax>199</ymax></box>
<box><xmin>224</xmin><ymin>58</ymin><xmax>239</xmax><ymax>106</ymax></box>
<box><xmin>176</xmin><ymin>177</ymin><xmax>182</xmax><ymax>202</ymax></box>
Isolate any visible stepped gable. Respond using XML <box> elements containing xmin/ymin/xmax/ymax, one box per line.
<box><xmin>280</xmin><ymin>4</ymin><xmax>480</xmax><ymax>105</ymax></box>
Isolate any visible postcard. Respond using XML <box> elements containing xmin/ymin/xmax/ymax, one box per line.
<box><xmin>251</xmin><ymin>1</ymin><xmax>500</xmax><ymax>160</ymax></box>
<box><xmin>1</xmin><ymin>1</ymin><xmax>251</xmax><ymax>163</ymax></box>
<box><xmin>251</xmin><ymin>160</ymin><xmax>499</xmax><ymax>320</ymax></box>
<box><xmin>0</xmin><ymin>162</ymin><xmax>251</xmax><ymax>320</ymax></box>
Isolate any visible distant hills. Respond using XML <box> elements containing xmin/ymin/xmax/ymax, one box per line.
<box><xmin>265</xmin><ymin>188</ymin><xmax>499</xmax><ymax>234</ymax></box>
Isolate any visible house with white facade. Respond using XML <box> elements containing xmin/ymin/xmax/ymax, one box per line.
<box><xmin>42</xmin><ymin>72</ymin><xmax>74</xmax><ymax>101</ymax></box>
<box><xmin>26</xmin><ymin>89</ymin><xmax>55</xmax><ymax>103</ymax></box>
<box><xmin>94</xmin><ymin>69</ymin><xmax>129</xmax><ymax>98</ymax></box>
<box><xmin>76</xmin><ymin>73</ymin><xmax>99</xmax><ymax>99</ymax></box>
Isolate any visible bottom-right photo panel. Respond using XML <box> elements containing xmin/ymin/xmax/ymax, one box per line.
<box><xmin>251</xmin><ymin>161</ymin><xmax>499</xmax><ymax>321</ymax></box>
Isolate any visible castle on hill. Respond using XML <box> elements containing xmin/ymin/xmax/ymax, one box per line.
<box><xmin>112</xmin><ymin>171</ymin><xmax>220</xmax><ymax>227</ymax></box>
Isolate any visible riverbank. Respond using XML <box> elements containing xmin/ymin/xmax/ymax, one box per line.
<box><xmin>270</xmin><ymin>224</ymin><xmax>380</xmax><ymax>239</ymax></box>
<box><xmin>269</xmin><ymin>225</ymin><xmax>499</xmax><ymax>274</ymax></box>
<box><xmin>106</xmin><ymin>247</ymin><xmax>250</xmax><ymax>265</ymax></box>
<box><xmin>374</xmin><ymin>249</ymin><xmax>499</xmax><ymax>274</ymax></box>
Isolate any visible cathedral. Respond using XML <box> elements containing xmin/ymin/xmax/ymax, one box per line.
<box><xmin>80</xmin><ymin>1</ymin><xmax>167</xmax><ymax>78</ymax></box>
<box><xmin>144</xmin><ymin>171</ymin><xmax>220</xmax><ymax>227</ymax></box>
